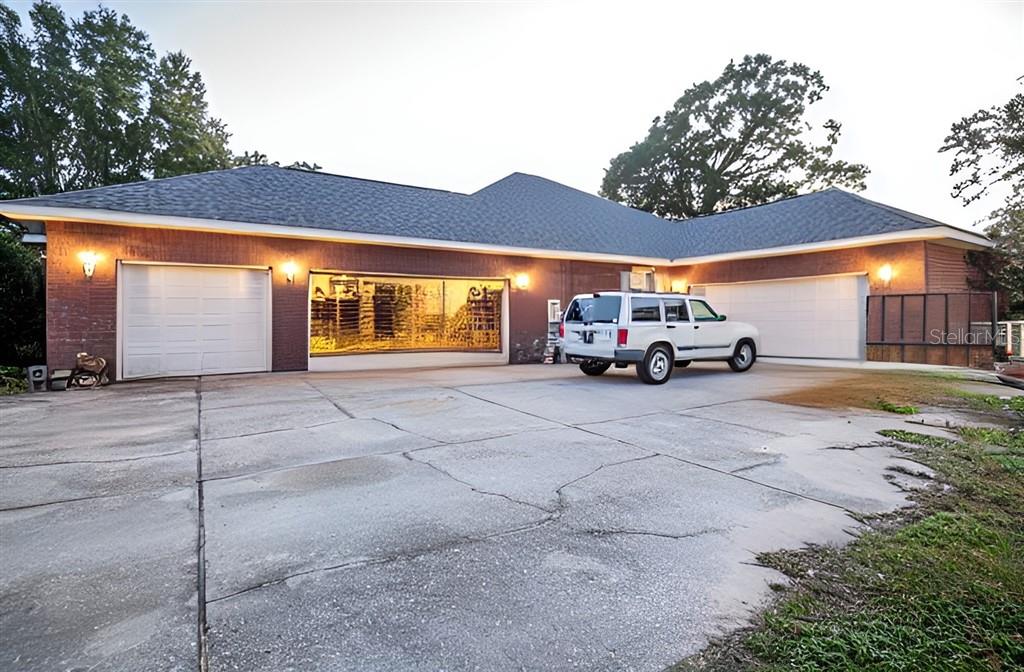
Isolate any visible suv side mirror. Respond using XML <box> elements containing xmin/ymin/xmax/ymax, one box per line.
<box><xmin>717</xmin><ymin>314</ymin><xmax>727</xmax><ymax>321</ymax></box>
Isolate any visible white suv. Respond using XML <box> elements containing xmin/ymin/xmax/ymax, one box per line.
<box><xmin>559</xmin><ymin>291</ymin><xmax>760</xmax><ymax>384</ymax></box>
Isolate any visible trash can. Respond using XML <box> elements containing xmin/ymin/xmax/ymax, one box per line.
<box><xmin>26</xmin><ymin>365</ymin><xmax>48</xmax><ymax>392</ymax></box>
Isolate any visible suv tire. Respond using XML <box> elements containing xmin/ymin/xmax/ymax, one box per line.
<box><xmin>580</xmin><ymin>360</ymin><xmax>612</xmax><ymax>376</ymax></box>
<box><xmin>638</xmin><ymin>344</ymin><xmax>674</xmax><ymax>385</ymax></box>
<box><xmin>728</xmin><ymin>340</ymin><xmax>756</xmax><ymax>372</ymax></box>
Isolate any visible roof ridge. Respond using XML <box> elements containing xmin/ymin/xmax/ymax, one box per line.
<box><xmin>828</xmin><ymin>188</ymin><xmax>978</xmax><ymax>233</ymax></box>
<box><xmin>474</xmin><ymin>171</ymin><xmax>676</xmax><ymax>224</ymax></box>
<box><xmin>683</xmin><ymin>188</ymin><xmax>839</xmax><ymax>222</ymax></box>
<box><xmin>275</xmin><ymin>165</ymin><xmax>468</xmax><ymax>196</ymax></box>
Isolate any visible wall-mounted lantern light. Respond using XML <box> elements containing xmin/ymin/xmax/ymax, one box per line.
<box><xmin>877</xmin><ymin>263</ymin><xmax>893</xmax><ymax>288</ymax></box>
<box><xmin>670</xmin><ymin>278</ymin><xmax>688</xmax><ymax>293</ymax></box>
<box><xmin>513</xmin><ymin>273</ymin><xmax>530</xmax><ymax>290</ymax></box>
<box><xmin>282</xmin><ymin>261</ymin><xmax>298</xmax><ymax>283</ymax></box>
<box><xmin>78</xmin><ymin>251</ymin><xmax>99</xmax><ymax>279</ymax></box>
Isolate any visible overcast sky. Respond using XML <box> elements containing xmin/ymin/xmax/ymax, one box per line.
<box><xmin>10</xmin><ymin>0</ymin><xmax>1024</xmax><ymax>230</ymax></box>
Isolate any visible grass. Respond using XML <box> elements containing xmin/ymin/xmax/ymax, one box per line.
<box><xmin>873</xmin><ymin>399</ymin><xmax>919</xmax><ymax>415</ymax></box>
<box><xmin>675</xmin><ymin>400</ymin><xmax>1024</xmax><ymax>672</ymax></box>
<box><xmin>0</xmin><ymin>366</ymin><xmax>27</xmax><ymax>396</ymax></box>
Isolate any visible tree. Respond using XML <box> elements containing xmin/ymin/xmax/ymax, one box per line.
<box><xmin>942</xmin><ymin>88</ymin><xmax>1024</xmax><ymax>318</ymax></box>
<box><xmin>600</xmin><ymin>54</ymin><xmax>869</xmax><ymax>219</ymax></box>
<box><xmin>233</xmin><ymin>149</ymin><xmax>321</xmax><ymax>171</ymax></box>
<box><xmin>0</xmin><ymin>220</ymin><xmax>44</xmax><ymax>366</ymax></box>
<box><xmin>150</xmin><ymin>51</ymin><xmax>233</xmax><ymax>177</ymax></box>
<box><xmin>941</xmin><ymin>90</ymin><xmax>1023</xmax><ymax>205</ymax></box>
<box><xmin>0</xmin><ymin>1</ymin><xmax>237</xmax><ymax>198</ymax></box>
<box><xmin>72</xmin><ymin>5</ymin><xmax>154</xmax><ymax>187</ymax></box>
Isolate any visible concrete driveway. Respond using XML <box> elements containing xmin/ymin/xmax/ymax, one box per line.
<box><xmin>1</xmin><ymin>363</ymin><xmax>945</xmax><ymax>671</ymax></box>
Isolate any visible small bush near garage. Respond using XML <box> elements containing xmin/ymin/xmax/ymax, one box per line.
<box><xmin>674</xmin><ymin>407</ymin><xmax>1024</xmax><ymax>671</ymax></box>
<box><xmin>0</xmin><ymin>222</ymin><xmax>45</xmax><ymax>373</ymax></box>
<box><xmin>0</xmin><ymin>365</ymin><xmax>27</xmax><ymax>395</ymax></box>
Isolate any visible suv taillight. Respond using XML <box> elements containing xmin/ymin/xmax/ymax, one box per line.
<box><xmin>617</xmin><ymin>328</ymin><xmax>628</xmax><ymax>347</ymax></box>
<box><xmin>558</xmin><ymin>322</ymin><xmax>565</xmax><ymax>338</ymax></box>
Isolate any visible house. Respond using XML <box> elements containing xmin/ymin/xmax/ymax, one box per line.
<box><xmin>0</xmin><ymin>166</ymin><xmax>994</xmax><ymax>380</ymax></box>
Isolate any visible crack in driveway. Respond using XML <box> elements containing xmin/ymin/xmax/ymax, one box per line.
<box><xmin>0</xmin><ymin>447</ymin><xmax>195</xmax><ymax>470</ymax></box>
<box><xmin>204</xmin><ymin>451</ymin><xmax>661</xmax><ymax>605</ymax></box>
<box><xmin>582</xmin><ymin>527</ymin><xmax>727</xmax><ymax>540</ymax></box>
<box><xmin>452</xmin><ymin>385</ymin><xmax>857</xmax><ymax>514</ymax></box>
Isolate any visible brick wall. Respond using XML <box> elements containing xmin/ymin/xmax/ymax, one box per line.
<box><xmin>670</xmin><ymin>241</ymin><xmax>932</xmax><ymax>294</ymax></box>
<box><xmin>45</xmin><ymin>220</ymin><xmax>986</xmax><ymax>376</ymax></box>
<box><xmin>44</xmin><ymin>221</ymin><xmax>632</xmax><ymax>376</ymax></box>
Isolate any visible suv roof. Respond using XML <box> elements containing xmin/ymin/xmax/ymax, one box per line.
<box><xmin>578</xmin><ymin>291</ymin><xmax>696</xmax><ymax>299</ymax></box>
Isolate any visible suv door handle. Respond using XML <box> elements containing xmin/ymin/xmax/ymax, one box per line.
<box><xmin>694</xmin><ymin>325</ymin><xmax>700</xmax><ymax>330</ymax></box>
<box><xmin>666</xmin><ymin>324</ymin><xmax>676</xmax><ymax>329</ymax></box>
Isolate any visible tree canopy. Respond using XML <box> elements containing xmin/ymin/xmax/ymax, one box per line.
<box><xmin>942</xmin><ymin>88</ymin><xmax>1024</xmax><ymax>318</ymax></box>
<box><xmin>0</xmin><ymin>1</ymin><xmax>233</xmax><ymax>198</ymax></box>
<box><xmin>0</xmin><ymin>1</ymin><xmax>323</xmax><ymax>199</ymax></box>
<box><xmin>600</xmin><ymin>54</ymin><xmax>869</xmax><ymax>219</ymax></box>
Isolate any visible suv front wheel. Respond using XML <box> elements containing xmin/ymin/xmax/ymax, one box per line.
<box><xmin>728</xmin><ymin>340</ymin><xmax>756</xmax><ymax>372</ymax></box>
<box><xmin>638</xmin><ymin>344</ymin><xmax>674</xmax><ymax>385</ymax></box>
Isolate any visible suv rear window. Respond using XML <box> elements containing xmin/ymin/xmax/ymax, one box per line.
<box><xmin>565</xmin><ymin>296</ymin><xmax>621</xmax><ymax>323</ymax></box>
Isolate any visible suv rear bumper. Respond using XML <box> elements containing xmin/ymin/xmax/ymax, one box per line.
<box><xmin>566</xmin><ymin>349</ymin><xmax>645</xmax><ymax>364</ymax></box>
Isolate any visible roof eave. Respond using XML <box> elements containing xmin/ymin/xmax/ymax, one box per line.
<box><xmin>0</xmin><ymin>203</ymin><xmax>673</xmax><ymax>266</ymax></box>
<box><xmin>0</xmin><ymin>203</ymin><xmax>992</xmax><ymax>268</ymax></box>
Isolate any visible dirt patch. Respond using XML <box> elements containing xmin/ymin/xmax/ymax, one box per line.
<box><xmin>764</xmin><ymin>371</ymin><xmax>954</xmax><ymax>412</ymax></box>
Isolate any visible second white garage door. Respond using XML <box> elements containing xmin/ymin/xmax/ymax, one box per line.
<box><xmin>119</xmin><ymin>263</ymin><xmax>271</xmax><ymax>379</ymax></box>
<box><xmin>692</xmin><ymin>274</ymin><xmax>867</xmax><ymax>359</ymax></box>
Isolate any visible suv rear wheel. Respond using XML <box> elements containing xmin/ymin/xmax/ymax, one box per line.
<box><xmin>579</xmin><ymin>360</ymin><xmax>612</xmax><ymax>376</ymax></box>
<box><xmin>728</xmin><ymin>340</ymin><xmax>756</xmax><ymax>372</ymax></box>
<box><xmin>638</xmin><ymin>344</ymin><xmax>674</xmax><ymax>385</ymax></box>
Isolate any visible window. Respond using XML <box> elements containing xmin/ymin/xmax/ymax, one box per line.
<box><xmin>689</xmin><ymin>299</ymin><xmax>719</xmax><ymax>321</ymax></box>
<box><xmin>309</xmin><ymin>273</ymin><xmax>503</xmax><ymax>355</ymax></box>
<box><xmin>665</xmin><ymin>299</ymin><xmax>689</xmax><ymax>322</ymax></box>
<box><xmin>565</xmin><ymin>296</ymin><xmax>621</xmax><ymax>323</ymax></box>
<box><xmin>631</xmin><ymin>297</ymin><xmax>662</xmax><ymax>322</ymax></box>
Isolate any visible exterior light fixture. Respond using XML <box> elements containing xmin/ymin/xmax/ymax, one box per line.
<box><xmin>282</xmin><ymin>261</ymin><xmax>298</xmax><ymax>283</ymax></box>
<box><xmin>670</xmin><ymin>278</ymin><xmax>688</xmax><ymax>293</ymax></box>
<box><xmin>878</xmin><ymin>263</ymin><xmax>893</xmax><ymax>287</ymax></box>
<box><xmin>78</xmin><ymin>251</ymin><xmax>98</xmax><ymax>278</ymax></box>
<box><xmin>514</xmin><ymin>273</ymin><xmax>530</xmax><ymax>290</ymax></box>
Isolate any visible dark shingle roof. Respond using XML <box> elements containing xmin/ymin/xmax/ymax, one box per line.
<box><xmin>2</xmin><ymin>165</ymin><xmax>977</xmax><ymax>260</ymax></box>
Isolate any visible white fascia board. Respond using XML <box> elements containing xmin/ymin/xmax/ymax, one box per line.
<box><xmin>0</xmin><ymin>204</ymin><xmax>992</xmax><ymax>267</ymax></box>
<box><xmin>667</xmin><ymin>226</ymin><xmax>992</xmax><ymax>265</ymax></box>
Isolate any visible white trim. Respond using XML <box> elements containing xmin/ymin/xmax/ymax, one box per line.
<box><xmin>116</xmin><ymin>261</ymin><xmax>273</xmax><ymax>380</ymax></box>
<box><xmin>689</xmin><ymin>270</ymin><xmax>868</xmax><ymax>287</ymax></box>
<box><xmin>0</xmin><ymin>203</ymin><xmax>992</xmax><ymax>266</ymax></box>
<box><xmin>309</xmin><ymin>350</ymin><xmax>508</xmax><ymax>372</ymax></box>
<box><xmin>119</xmin><ymin>260</ymin><xmax>271</xmax><ymax>271</ymax></box>
<box><xmin>21</xmin><ymin>233</ymin><xmax>46</xmax><ymax>244</ymax></box>
<box><xmin>116</xmin><ymin>261</ymin><xmax>124</xmax><ymax>381</ymax></box>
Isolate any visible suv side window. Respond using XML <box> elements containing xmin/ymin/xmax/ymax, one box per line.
<box><xmin>664</xmin><ymin>299</ymin><xmax>689</xmax><ymax>322</ymax></box>
<box><xmin>689</xmin><ymin>299</ymin><xmax>719</xmax><ymax>322</ymax></box>
<box><xmin>630</xmin><ymin>297</ymin><xmax>662</xmax><ymax>322</ymax></box>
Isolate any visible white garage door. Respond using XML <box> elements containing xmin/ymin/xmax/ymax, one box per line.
<box><xmin>692</xmin><ymin>274</ymin><xmax>867</xmax><ymax>359</ymax></box>
<box><xmin>119</xmin><ymin>264</ymin><xmax>271</xmax><ymax>379</ymax></box>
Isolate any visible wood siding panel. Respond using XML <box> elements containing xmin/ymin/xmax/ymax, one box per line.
<box><xmin>925</xmin><ymin>242</ymin><xmax>972</xmax><ymax>292</ymax></box>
